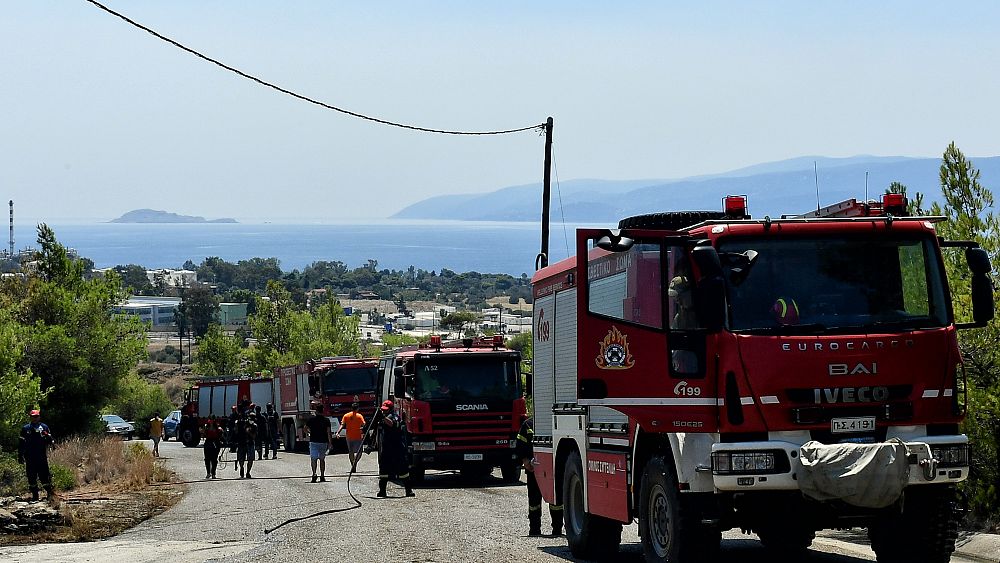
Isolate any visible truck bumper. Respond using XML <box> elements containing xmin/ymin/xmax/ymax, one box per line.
<box><xmin>411</xmin><ymin>449</ymin><xmax>519</xmax><ymax>470</ymax></box>
<box><xmin>711</xmin><ymin>434</ymin><xmax>969</xmax><ymax>492</ymax></box>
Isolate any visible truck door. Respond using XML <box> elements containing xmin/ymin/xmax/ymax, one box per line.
<box><xmin>576</xmin><ymin>228</ymin><xmax>717</xmax><ymax>431</ymax></box>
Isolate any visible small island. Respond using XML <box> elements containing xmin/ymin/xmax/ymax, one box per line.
<box><xmin>110</xmin><ymin>209</ymin><xmax>238</xmax><ymax>224</ymax></box>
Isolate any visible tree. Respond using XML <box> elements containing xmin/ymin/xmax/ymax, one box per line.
<box><xmin>10</xmin><ymin>226</ymin><xmax>147</xmax><ymax>436</ymax></box>
<box><xmin>178</xmin><ymin>283</ymin><xmax>220</xmax><ymax>338</ymax></box>
<box><xmin>235</xmin><ymin>257</ymin><xmax>282</xmax><ymax>292</ymax></box>
<box><xmin>117</xmin><ymin>264</ymin><xmax>153</xmax><ymax>295</ymax></box>
<box><xmin>195</xmin><ymin>324</ymin><xmax>244</xmax><ymax>376</ymax></box>
<box><xmin>108</xmin><ymin>373</ymin><xmax>175</xmax><ymax>438</ymax></box>
<box><xmin>928</xmin><ymin>143</ymin><xmax>1000</xmax><ymax>522</ymax></box>
<box><xmin>441</xmin><ymin>311</ymin><xmax>478</xmax><ymax>332</ymax></box>
<box><xmin>0</xmin><ymin>309</ymin><xmax>46</xmax><ymax>448</ymax></box>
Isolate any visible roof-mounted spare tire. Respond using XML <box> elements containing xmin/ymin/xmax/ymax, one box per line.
<box><xmin>617</xmin><ymin>211</ymin><xmax>727</xmax><ymax>231</ymax></box>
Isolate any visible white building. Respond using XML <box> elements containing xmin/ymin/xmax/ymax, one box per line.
<box><xmin>146</xmin><ymin>269</ymin><xmax>197</xmax><ymax>288</ymax></box>
<box><xmin>116</xmin><ymin>296</ymin><xmax>182</xmax><ymax>329</ymax></box>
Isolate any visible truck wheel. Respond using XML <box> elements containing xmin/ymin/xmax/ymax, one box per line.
<box><xmin>639</xmin><ymin>455</ymin><xmax>705</xmax><ymax>563</ymax></box>
<box><xmin>563</xmin><ymin>451</ymin><xmax>622</xmax><ymax>560</ymax></box>
<box><xmin>180</xmin><ymin>426</ymin><xmax>200</xmax><ymax>448</ymax></box>
<box><xmin>869</xmin><ymin>485</ymin><xmax>959</xmax><ymax>563</ymax></box>
<box><xmin>500</xmin><ymin>462</ymin><xmax>522</xmax><ymax>483</ymax></box>
<box><xmin>617</xmin><ymin>211</ymin><xmax>727</xmax><ymax>231</ymax></box>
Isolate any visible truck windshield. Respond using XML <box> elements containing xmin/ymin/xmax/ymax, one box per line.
<box><xmin>718</xmin><ymin>235</ymin><xmax>948</xmax><ymax>333</ymax></box>
<box><xmin>322</xmin><ymin>366</ymin><xmax>378</xmax><ymax>395</ymax></box>
<box><xmin>413</xmin><ymin>356</ymin><xmax>520</xmax><ymax>401</ymax></box>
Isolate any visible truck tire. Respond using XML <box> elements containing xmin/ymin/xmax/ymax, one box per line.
<box><xmin>869</xmin><ymin>485</ymin><xmax>959</xmax><ymax>563</ymax></box>
<box><xmin>180</xmin><ymin>425</ymin><xmax>200</xmax><ymax>448</ymax></box>
<box><xmin>500</xmin><ymin>462</ymin><xmax>522</xmax><ymax>483</ymax></box>
<box><xmin>618</xmin><ymin>211</ymin><xmax>727</xmax><ymax>231</ymax></box>
<box><xmin>639</xmin><ymin>455</ymin><xmax>714</xmax><ymax>563</ymax></box>
<box><xmin>563</xmin><ymin>451</ymin><xmax>622</xmax><ymax>560</ymax></box>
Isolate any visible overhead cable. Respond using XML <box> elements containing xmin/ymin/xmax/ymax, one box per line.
<box><xmin>84</xmin><ymin>0</ymin><xmax>545</xmax><ymax>136</ymax></box>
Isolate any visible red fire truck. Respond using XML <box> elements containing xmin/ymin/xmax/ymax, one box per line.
<box><xmin>379</xmin><ymin>335</ymin><xmax>526</xmax><ymax>481</ymax></box>
<box><xmin>177</xmin><ymin>375</ymin><xmax>278</xmax><ymax>447</ymax></box>
<box><xmin>530</xmin><ymin>194</ymin><xmax>993</xmax><ymax>562</ymax></box>
<box><xmin>274</xmin><ymin>357</ymin><xmax>380</xmax><ymax>451</ymax></box>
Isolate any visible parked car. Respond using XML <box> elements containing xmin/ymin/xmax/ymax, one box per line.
<box><xmin>101</xmin><ymin>414</ymin><xmax>135</xmax><ymax>440</ymax></box>
<box><xmin>163</xmin><ymin>410</ymin><xmax>182</xmax><ymax>440</ymax></box>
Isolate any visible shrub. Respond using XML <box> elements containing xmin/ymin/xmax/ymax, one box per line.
<box><xmin>50</xmin><ymin>462</ymin><xmax>77</xmax><ymax>491</ymax></box>
<box><xmin>962</xmin><ymin>384</ymin><xmax>1000</xmax><ymax>524</ymax></box>
<box><xmin>0</xmin><ymin>452</ymin><xmax>28</xmax><ymax>496</ymax></box>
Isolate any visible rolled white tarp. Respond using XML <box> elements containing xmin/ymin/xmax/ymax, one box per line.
<box><xmin>798</xmin><ymin>439</ymin><xmax>909</xmax><ymax>508</ymax></box>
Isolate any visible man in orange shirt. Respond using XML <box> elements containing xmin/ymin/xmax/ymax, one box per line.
<box><xmin>336</xmin><ymin>403</ymin><xmax>366</xmax><ymax>473</ymax></box>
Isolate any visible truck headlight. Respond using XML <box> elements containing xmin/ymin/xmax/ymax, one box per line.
<box><xmin>931</xmin><ymin>444</ymin><xmax>969</xmax><ymax>468</ymax></box>
<box><xmin>712</xmin><ymin>451</ymin><xmax>782</xmax><ymax>475</ymax></box>
<box><xmin>412</xmin><ymin>442</ymin><xmax>436</xmax><ymax>451</ymax></box>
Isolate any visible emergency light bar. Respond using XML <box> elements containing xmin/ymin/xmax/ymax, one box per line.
<box><xmin>429</xmin><ymin>335</ymin><xmax>442</xmax><ymax>349</ymax></box>
<box><xmin>882</xmin><ymin>193</ymin><xmax>908</xmax><ymax>216</ymax></box>
<box><xmin>724</xmin><ymin>195</ymin><xmax>748</xmax><ymax>219</ymax></box>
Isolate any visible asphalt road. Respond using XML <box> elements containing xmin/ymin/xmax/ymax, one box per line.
<box><xmin>2</xmin><ymin>439</ymin><xmax>980</xmax><ymax>562</ymax></box>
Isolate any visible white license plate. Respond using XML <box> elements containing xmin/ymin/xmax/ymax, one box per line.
<box><xmin>464</xmin><ymin>453</ymin><xmax>484</xmax><ymax>461</ymax></box>
<box><xmin>831</xmin><ymin>416</ymin><xmax>876</xmax><ymax>433</ymax></box>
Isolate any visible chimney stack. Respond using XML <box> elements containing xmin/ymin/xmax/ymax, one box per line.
<box><xmin>7</xmin><ymin>200</ymin><xmax>12</xmax><ymax>257</ymax></box>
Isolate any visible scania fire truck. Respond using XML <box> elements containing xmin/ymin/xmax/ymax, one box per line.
<box><xmin>379</xmin><ymin>335</ymin><xmax>526</xmax><ymax>481</ymax></box>
<box><xmin>530</xmin><ymin>194</ymin><xmax>993</xmax><ymax>562</ymax></box>
<box><xmin>275</xmin><ymin>357</ymin><xmax>379</xmax><ymax>451</ymax></box>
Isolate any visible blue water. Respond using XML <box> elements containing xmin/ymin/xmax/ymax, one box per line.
<box><xmin>29</xmin><ymin>221</ymin><xmax>586</xmax><ymax>276</ymax></box>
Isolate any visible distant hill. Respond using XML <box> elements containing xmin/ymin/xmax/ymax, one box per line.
<box><xmin>110</xmin><ymin>209</ymin><xmax>237</xmax><ymax>224</ymax></box>
<box><xmin>391</xmin><ymin>155</ymin><xmax>1000</xmax><ymax>222</ymax></box>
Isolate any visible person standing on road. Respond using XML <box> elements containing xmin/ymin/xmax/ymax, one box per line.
<box><xmin>234</xmin><ymin>407</ymin><xmax>257</xmax><ymax>479</ymax></box>
<box><xmin>254</xmin><ymin>405</ymin><xmax>268</xmax><ymax>461</ymax></box>
<box><xmin>18</xmin><ymin>409</ymin><xmax>55</xmax><ymax>502</ymax></box>
<box><xmin>336</xmin><ymin>403</ymin><xmax>366</xmax><ymax>473</ymax></box>
<box><xmin>376</xmin><ymin>400</ymin><xmax>413</xmax><ymax>498</ymax></box>
<box><xmin>305</xmin><ymin>407</ymin><xmax>333</xmax><ymax>482</ymax></box>
<box><xmin>264</xmin><ymin>403</ymin><xmax>280</xmax><ymax>459</ymax></box>
<box><xmin>203</xmin><ymin>414</ymin><xmax>223</xmax><ymax>479</ymax></box>
<box><xmin>516</xmin><ymin>417</ymin><xmax>562</xmax><ymax>536</ymax></box>
<box><xmin>149</xmin><ymin>412</ymin><xmax>164</xmax><ymax>457</ymax></box>
<box><xmin>227</xmin><ymin>405</ymin><xmax>239</xmax><ymax>452</ymax></box>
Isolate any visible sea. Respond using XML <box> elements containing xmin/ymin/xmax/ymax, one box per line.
<box><xmin>22</xmin><ymin>220</ymin><xmax>592</xmax><ymax>277</ymax></box>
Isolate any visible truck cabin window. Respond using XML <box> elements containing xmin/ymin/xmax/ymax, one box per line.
<box><xmin>321</xmin><ymin>366</ymin><xmax>378</xmax><ymax>395</ymax></box>
<box><xmin>718</xmin><ymin>235</ymin><xmax>947</xmax><ymax>333</ymax></box>
<box><xmin>412</xmin><ymin>357</ymin><xmax>520</xmax><ymax>401</ymax></box>
<box><xmin>587</xmin><ymin>242</ymin><xmax>664</xmax><ymax>329</ymax></box>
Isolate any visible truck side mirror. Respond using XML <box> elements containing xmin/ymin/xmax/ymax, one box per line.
<box><xmin>523</xmin><ymin>371</ymin><xmax>532</xmax><ymax>397</ymax></box>
<box><xmin>692</xmin><ymin>244</ymin><xmax>727</xmax><ymax>332</ymax></box>
<box><xmin>968</xmin><ymin>248</ymin><xmax>995</xmax><ymax>326</ymax></box>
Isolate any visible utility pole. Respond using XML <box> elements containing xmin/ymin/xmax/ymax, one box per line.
<box><xmin>537</xmin><ymin>117</ymin><xmax>554</xmax><ymax>271</ymax></box>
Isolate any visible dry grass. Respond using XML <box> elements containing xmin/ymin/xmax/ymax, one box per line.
<box><xmin>49</xmin><ymin>436</ymin><xmax>170</xmax><ymax>490</ymax></box>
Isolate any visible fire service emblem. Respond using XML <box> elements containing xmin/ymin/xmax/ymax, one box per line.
<box><xmin>596</xmin><ymin>326</ymin><xmax>635</xmax><ymax>370</ymax></box>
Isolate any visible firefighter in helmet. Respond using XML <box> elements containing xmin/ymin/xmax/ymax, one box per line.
<box><xmin>516</xmin><ymin>417</ymin><xmax>562</xmax><ymax>536</ymax></box>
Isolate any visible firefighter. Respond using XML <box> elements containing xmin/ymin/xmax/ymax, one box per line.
<box><xmin>376</xmin><ymin>400</ymin><xmax>414</xmax><ymax>498</ymax></box>
<box><xmin>234</xmin><ymin>406</ymin><xmax>257</xmax><ymax>478</ymax></box>
<box><xmin>264</xmin><ymin>403</ymin><xmax>280</xmax><ymax>459</ymax></box>
<box><xmin>254</xmin><ymin>404</ymin><xmax>268</xmax><ymax>460</ymax></box>
<box><xmin>516</xmin><ymin>417</ymin><xmax>562</xmax><ymax>536</ymax></box>
<box><xmin>18</xmin><ymin>409</ymin><xmax>55</xmax><ymax>502</ymax></box>
<box><xmin>202</xmin><ymin>414</ymin><xmax>223</xmax><ymax>479</ymax></box>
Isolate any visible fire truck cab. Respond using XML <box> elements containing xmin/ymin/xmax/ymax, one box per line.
<box><xmin>531</xmin><ymin>195</ymin><xmax>993</xmax><ymax>562</ymax></box>
<box><xmin>379</xmin><ymin>335</ymin><xmax>527</xmax><ymax>482</ymax></box>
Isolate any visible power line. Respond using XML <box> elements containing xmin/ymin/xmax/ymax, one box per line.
<box><xmin>83</xmin><ymin>0</ymin><xmax>545</xmax><ymax>136</ymax></box>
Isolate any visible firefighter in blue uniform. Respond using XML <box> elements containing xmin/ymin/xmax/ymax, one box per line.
<box><xmin>18</xmin><ymin>409</ymin><xmax>55</xmax><ymax>501</ymax></box>
<box><xmin>516</xmin><ymin>417</ymin><xmax>562</xmax><ymax>536</ymax></box>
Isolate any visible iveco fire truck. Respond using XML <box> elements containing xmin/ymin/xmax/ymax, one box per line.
<box><xmin>379</xmin><ymin>335</ymin><xmax>526</xmax><ymax>481</ymax></box>
<box><xmin>530</xmin><ymin>194</ymin><xmax>993</xmax><ymax>562</ymax></box>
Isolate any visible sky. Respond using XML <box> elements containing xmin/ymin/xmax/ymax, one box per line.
<box><xmin>3</xmin><ymin>1</ymin><xmax>1000</xmax><ymax>222</ymax></box>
